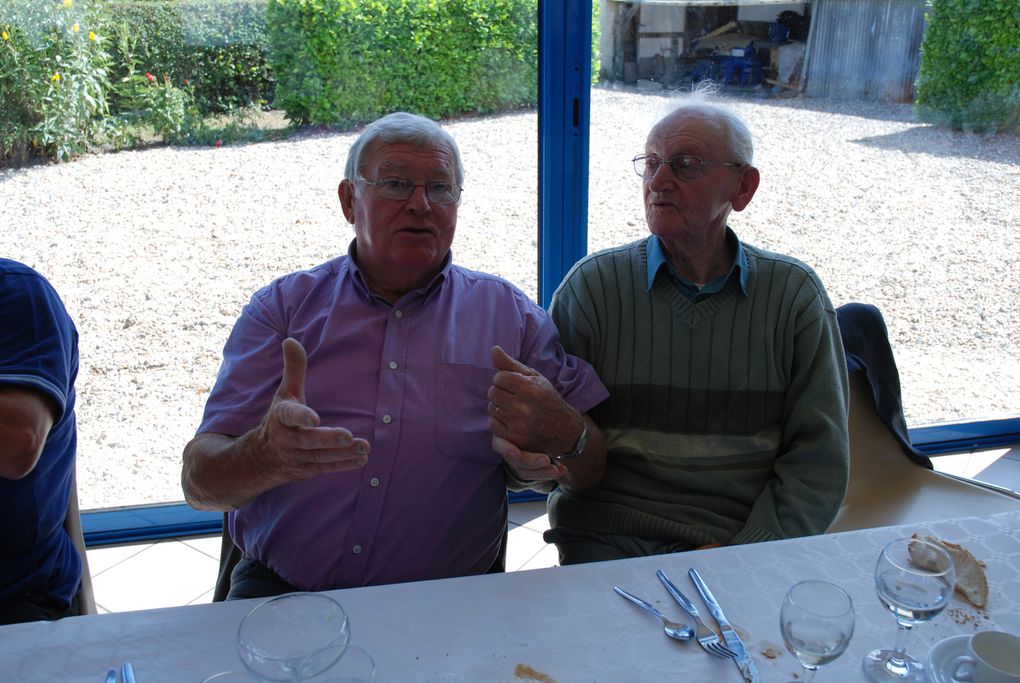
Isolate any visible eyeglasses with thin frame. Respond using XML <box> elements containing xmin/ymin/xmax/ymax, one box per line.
<box><xmin>632</xmin><ymin>154</ymin><xmax>743</xmax><ymax>181</ymax></box>
<box><xmin>357</xmin><ymin>176</ymin><xmax>461</xmax><ymax>204</ymax></box>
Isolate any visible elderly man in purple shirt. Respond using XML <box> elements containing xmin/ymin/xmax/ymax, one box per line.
<box><xmin>182</xmin><ymin>112</ymin><xmax>609</xmax><ymax>598</ymax></box>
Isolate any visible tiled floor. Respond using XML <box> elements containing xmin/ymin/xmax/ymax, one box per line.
<box><xmin>87</xmin><ymin>447</ymin><xmax>1020</xmax><ymax>615</ymax></box>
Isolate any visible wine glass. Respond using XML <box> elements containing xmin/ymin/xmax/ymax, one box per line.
<box><xmin>237</xmin><ymin>592</ymin><xmax>351</xmax><ymax>682</ymax></box>
<box><xmin>780</xmin><ymin>580</ymin><xmax>855</xmax><ymax>682</ymax></box>
<box><xmin>863</xmin><ymin>537</ymin><xmax>956</xmax><ymax>682</ymax></box>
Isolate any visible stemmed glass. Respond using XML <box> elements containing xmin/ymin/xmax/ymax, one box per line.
<box><xmin>863</xmin><ymin>537</ymin><xmax>956</xmax><ymax>682</ymax></box>
<box><xmin>780</xmin><ymin>580</ymin><xmax>856</xmax><ymax>682</ymax></box>
<box><xmin>237</xmin><ymin>592</ymin><xmax>351</xmax><ymax>682</ymax></box>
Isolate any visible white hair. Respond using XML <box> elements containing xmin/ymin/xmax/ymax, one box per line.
<box><xmin>344</xmin><ymin>112</ymin><xmax>464</xmax><ymax>185</ymax></box>
<box><xmin>655</xmin><ymin>82</ymin><xmax>755</xmax><ymax>164</ymax></box>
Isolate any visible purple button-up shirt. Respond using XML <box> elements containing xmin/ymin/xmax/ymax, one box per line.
<box><xmin>199</xmin><ymin>244</ymin><xmax>608</xmax><ymax>590</ymax></box>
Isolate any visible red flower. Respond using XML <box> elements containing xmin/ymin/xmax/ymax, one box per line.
<box><xmin>145</xmin><ymin>72</ymin><xmax>155</xmax><ymax>83</ymax></box>
<box><xmin>214</xmin><ymin>140</ymin><xmax>223</xmax><ymax>148</ymax></box>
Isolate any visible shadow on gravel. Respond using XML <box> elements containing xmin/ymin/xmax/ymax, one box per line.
<box><xmin>851</xmin><ymin>126</ymin><xmax>1020</xmax><ymax>164</ymax></box>
<box><xmin>595</xmin><ymin>82</ymin><xmax>920</xmax><ymax>124</ymax></box>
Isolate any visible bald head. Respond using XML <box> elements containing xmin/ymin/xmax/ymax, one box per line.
<box><xmin>651</xmin><ymin>102</ymin><xmax>754</xmax><ymax>166</ymax></box>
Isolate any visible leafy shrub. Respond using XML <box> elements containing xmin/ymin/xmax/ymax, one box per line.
<box><xmin>916</xmin><ymin>0</ymin><xmax>1020</xmax><ymax>134</ymax></box>
<box><xmin>266</xmin><ymin>0</ymin><xmax>539</xmax><ymax>126</ymax></box>
<box><xmin>1</xmin><ymin>0</ymin><xmax>111</xmax><ymax>164</ymax></box>
<box><xmin>100</xmin><ymin>0</ymin><xmax>273</xmax><ymax>114</ymax></box>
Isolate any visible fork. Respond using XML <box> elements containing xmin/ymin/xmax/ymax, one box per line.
<box><xmin>656</xmin><ymin>569</ymin><xmax>735</xmax><ymax>659</ymax></box>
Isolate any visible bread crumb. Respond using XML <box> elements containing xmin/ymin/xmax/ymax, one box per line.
<box><xmin>513</xmin><ymin>664</ymin><xmax>556</xmax><ymax>682</ymax></box>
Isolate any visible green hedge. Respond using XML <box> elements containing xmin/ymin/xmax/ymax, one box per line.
<box><xmin>266</xmin><ymin>0</ymin><xmax>539</xmax><ymax>126</ymax></box>
<box><xmin>101</xmin><ymin>0</ymin><xmax>273</xmax><ymax>113</ymax></box>
<box><xmin>916</xmin><ymin>0</ymin><xmax>1020</xmax><ymax>134</ymax></box>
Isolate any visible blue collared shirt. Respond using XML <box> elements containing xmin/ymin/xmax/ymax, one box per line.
<box><xmin>646</xmin><ymin>229</ymin><xmax>749</xmax><ymax>301</ymax></box>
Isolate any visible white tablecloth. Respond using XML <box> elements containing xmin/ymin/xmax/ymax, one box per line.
<box><xmin>2</xmin><ymin>511</ymin><xmax>1018</xmax><ymax>682</ymax></box>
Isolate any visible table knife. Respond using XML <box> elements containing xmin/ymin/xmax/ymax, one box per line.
<box><xmin>688</xmin><ymin>568</ymin><xmax>760</xmax><ymax>683</ymax></box>
<box><xmin>121</xmin><ymin>662</ymin><xmax>136</xmax><ymax>683</ymax></box>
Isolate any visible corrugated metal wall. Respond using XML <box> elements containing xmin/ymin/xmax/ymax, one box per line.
<box><xmin>805</xmin><ymin>0</ymin><xmax>928</xmax><ymax>102</ymax></box>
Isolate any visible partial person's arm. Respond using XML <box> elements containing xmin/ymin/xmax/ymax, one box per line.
<box><xmin>0</xmin><ymin>387</ymin><xmax>56</xmax><ymax>480</ymax></box>
<box><xmin>730</xmin><ymin>299</ymin><xmax>850</xmax><ymax>545</ymax></box>
<box><xmin>182</xmin><ymin>338</ymin><xmax>371</xmax><ymax>511</ymax></box>
<box><xmin>487</xmin><ymin>346</ymin><xmax>607</xmax><ymax>491</ymax></box>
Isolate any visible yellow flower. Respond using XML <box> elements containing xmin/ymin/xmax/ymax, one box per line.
<box><xmin>88</xmin><ymin>31</ymin><xmax>96</xmax><ymax>41</ymax></box>
<box><xmin>51</xmin><ymin>72</ymin><xmax>61</xmax><ymax>81</ymax></box>
<box><xmin>72</xmin><ymin>23</ymin><xmax>80</xmax><ymax>33</ymax></box>
<box><xmin>62</xmin><ymin>0</ymin><xmax>72</xmax><ymax>7</ymax></box>
<box><xmin>1</xmin><ymin>31</ymin><xmax>8</xmax><ymax>42</ymax></box>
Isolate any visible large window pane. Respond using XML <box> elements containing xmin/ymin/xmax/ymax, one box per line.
<box><xmin>590</xmin><ymin>1</ymin><xmax>1019</xmax><ymax>427</ymax></box>
<box><xmin>1</xmin><ymin>3</ymin><xmax>537</xmax><ymax>510</ymax></box>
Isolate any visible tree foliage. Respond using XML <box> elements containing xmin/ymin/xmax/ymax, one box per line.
<box><xmin>916</xmin><ymin>0</ymin><xmax>1020</xmax><ymax>134</ymax></box>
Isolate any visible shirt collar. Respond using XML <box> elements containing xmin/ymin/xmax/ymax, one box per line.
<box><xmin>346</xmin><ymin>239</ymin><xmax>453</xmax><ymax>303</ymax></box>
<box><xmin>646</xmin><ymin>229</ymin><xmax>749</xmax><ymax>298</ymax></box>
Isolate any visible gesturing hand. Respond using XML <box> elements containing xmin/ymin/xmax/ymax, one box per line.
<box><xmin>257</xmin><ymin>338</ymin><xmax>370</xmax><ymax>481</ymax></box>
<box><xmin>487</xmin><ymin>345</ymin><xmax>582</xmax><ymax>457</ymax></box>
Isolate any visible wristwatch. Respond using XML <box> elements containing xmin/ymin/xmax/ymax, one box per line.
<box><xmin>553</xmin><ymin>422</ymin><xmax>589</xmax><ymax>462</ymax></box>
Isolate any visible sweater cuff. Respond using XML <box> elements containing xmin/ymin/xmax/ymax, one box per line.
<box><xmin>728</xmin><ymin>525</ymin><xmax>780</xmax><ymax>546</ymax></box>
<box><xmin>503</xmin><ymin>463</ymin><xmax>556</xmax><ymax>494</ymax></box>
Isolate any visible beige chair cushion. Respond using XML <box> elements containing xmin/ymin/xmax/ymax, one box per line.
<box><xmin>64</xmin><ymin>465</ymin><xmax>97</xmax><ymax>615</ymax></box>
<box><xmin>827</xmin><ymin>374</ymin><xmax>1020</xmax><ymax>533</ymax></box>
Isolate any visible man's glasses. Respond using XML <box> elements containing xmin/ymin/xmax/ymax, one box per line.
<box><xmin>632</xmin><ymin>154</ymin><xmax>742</xmax><ymax>181</ymax></box>
<box><xmin>357</xmin><ymin>176</ymin><xmax>461</xmax><ymax>204</ymax></box>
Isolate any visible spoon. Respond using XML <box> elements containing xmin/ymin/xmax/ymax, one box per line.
<box><xmin>613</xmin><ymin>586</ymin><xmax>694</xmax><ymax>641</ymax></box>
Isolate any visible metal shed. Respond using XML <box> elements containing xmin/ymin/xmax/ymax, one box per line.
<box><xmin>804</xmin><ymin>0</ymin><xmax>928</xmax><ymax>102</ymax></box>
<box><xmin>600</xmin><ymin>0</ymin><xmax>929</xmax><ymax>102</ymax></box>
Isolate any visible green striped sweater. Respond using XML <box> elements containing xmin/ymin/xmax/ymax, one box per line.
<box><xmin>548</xmin><ymin>236</ymin><xmax>849</xmax><ymax>548</ymax></box>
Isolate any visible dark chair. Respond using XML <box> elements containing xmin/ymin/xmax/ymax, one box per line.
<box><xmin>213</xmin><ymin>513</ymin><xmax>241</xmax><ymax>602</ymax></box>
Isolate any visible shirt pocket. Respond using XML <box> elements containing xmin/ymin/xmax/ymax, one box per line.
<box><xmin>434</xmin><ymin>362</ymin><xmax>499</xmax><ymax>463</ymax></box>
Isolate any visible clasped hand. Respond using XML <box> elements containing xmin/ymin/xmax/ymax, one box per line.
<box><xmin>487</xmin><ymin>345</ymin><xmax>582</xmax><ymax>481</ymax></box>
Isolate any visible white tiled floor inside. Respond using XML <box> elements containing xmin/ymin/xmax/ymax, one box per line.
<box><xmin>86</xmin><ymin>500</ymin><xmax>556</xmax><ymax>615</ymax></box>
<box><xmin>87</xmin><ymin>446</ymin><xmax>1020</xmax><ymax>615</ymax></box>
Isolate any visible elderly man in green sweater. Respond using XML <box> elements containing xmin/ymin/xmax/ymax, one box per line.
<box><xmin>543</xmin><ymin>97</ymin><xmax>850</xmax><ymax>564</ymax></box>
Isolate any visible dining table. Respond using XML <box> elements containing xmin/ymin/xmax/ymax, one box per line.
<box><xmin>2</xmin><ymin>510</ymin><xmax>1018</xmax><ymax>682</ymax></box>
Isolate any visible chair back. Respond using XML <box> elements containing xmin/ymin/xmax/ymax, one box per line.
<box><xmin>64</xmin><ymin>465</ymin><xmax>97</xmax><ymax>614</ymax></box>
<box><xmin>828</xmin><ymin>373</ymin><xmax>1020</xmax><ymax>533</ymax></box>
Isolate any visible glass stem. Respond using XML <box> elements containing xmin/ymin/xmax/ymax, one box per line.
<box><xmin>801</xmin><ymin>664</ymin><xmax>819</xmax><ymax>683</ymax></box>
<box><xmin>888</xmin><ymin>622</ymin><xmax>914</xmax><ymax>672</ymax></box>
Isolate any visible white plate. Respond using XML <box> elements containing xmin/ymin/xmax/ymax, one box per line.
<box><xmin>925</xmin><ymin>634</ymin><xmax>970</xmax><ymax>683</ymax></box>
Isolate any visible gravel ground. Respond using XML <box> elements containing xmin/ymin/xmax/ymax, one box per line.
<box><xmin>2</xmin><ymin>85</ymin><xmax>1019</xmax><ymax>509</ymax></box>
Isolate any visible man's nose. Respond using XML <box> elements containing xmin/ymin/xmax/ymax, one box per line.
<box><xmin>647</xmin><ymin>163</ymin><xmax>677</xmax><ymax>192</ymax></box>
<box><xmin>404</xmin><ymin>185</ymin><xmax>431</xmax><ymax>213</ymax></box>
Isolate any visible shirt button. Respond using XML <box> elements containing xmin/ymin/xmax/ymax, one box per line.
<box><xmin>388</xmin><ymin>361</ymin><xmax>397</xmax><ymax>370</ymax></box>
<box><xmin>382</xmin><ymin>414</ymin><xmax>392</xmax><ymax>424</ymax></box>
<box><xmin>370</xmin><ymin>477</ymin><xmax>380</xmax><ymax>487</ymax></box>
<box><xmin>352</xmin><ymin>545</ymin><xmax>362</xmax><ymax>554</ymax></box>
<box><xmin>395</xmin><ymin>310</ymin><xmax>403</xmax><ymax>318</ymax></box>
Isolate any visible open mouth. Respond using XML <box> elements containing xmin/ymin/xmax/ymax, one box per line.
<box><xmin>399</xmin><ymin>227</ymin><xmax>435</xmax><ymax>236</ymax></box>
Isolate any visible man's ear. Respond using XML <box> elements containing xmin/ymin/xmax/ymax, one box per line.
<box><xmin>730</xmin><ymin>165</ymin><xmax>760</xmax><ymax>212</ymax></box>
<box><xmin>338</xmin><ymin>179</ymin><xmax>356</xmax><ymax>224</ymax></box>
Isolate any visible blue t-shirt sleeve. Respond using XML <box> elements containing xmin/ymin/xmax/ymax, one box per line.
<box><xmin>0</xmin><ymin>267</ymin><xmax>78</xmax><ymax>419</ymax></box>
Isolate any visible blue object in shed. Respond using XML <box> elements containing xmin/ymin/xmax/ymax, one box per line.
<box><xmin>718</xmin><ymin>56</ymin><xmax>762</xmax><ymax>86</ymax></box>
<box><xmin>769</xmin><ymin>22</ymin><xmax>790</xmax><ymax>43</ymax></box>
